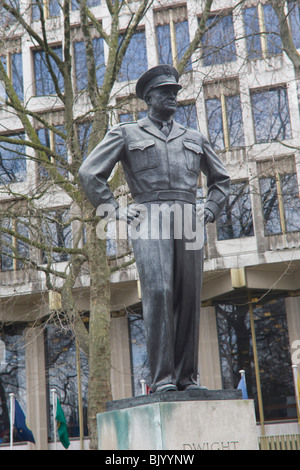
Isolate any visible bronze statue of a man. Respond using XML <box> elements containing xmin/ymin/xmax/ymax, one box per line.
<box><xmin>79</xmin><ymin>65</ymin><xmax>230</xmax><ymax>393</ymax></box>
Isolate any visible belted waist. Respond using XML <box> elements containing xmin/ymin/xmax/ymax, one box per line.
<box><xmin>134</xmin><ymin>190</ymin><xmax>196</xmax><ymax>204</ymax></box>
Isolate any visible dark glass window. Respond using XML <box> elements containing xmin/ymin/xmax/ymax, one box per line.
<box><xmin>251</xmin><ymin>87</ymin><xmax>292</xmax><ymax>143</ymax></box>
<box><xmin>118</xmin><ymin>30</ymin><xmax>148</xmax><ymax>82</ymax></box>
<box><xmin>74</xmin><ymin>37</ymin><xmax>105</xmax><ymax>92</ymax></box>
<box><xmin>0</xmin><ymin>218</ymin><xmax>29</xmax><ymax>272</ymax></box>
<box><xmin>260</xmin><ymin>173</ymin><xmax>300</xmax><ymax>235</ymax></box>
<box><xmin>34</xmin><ymin>46</ymin><xmax>64</xmax><ymax>96</ymax></box>
<box><xmin>32</xmin><ymin>0</ymin><xmax>61</xmax><ymax>20</ymax></box>
<box><xmin>41</xmin><ymin>208</ymin><xmax>72</xmax><ymax>263</ymax></box>
<box><xmin>0</xmin><ymin>325</ymin><xmax>26</xmax><ymax>444</ymax></box>
<box><xmin>217</xmin><ymin>181</ymin><xmax>254</xmax><ymax>240</ymax></box>
<box><xmin>0</xmin><ymin>133</ymin><xmax>26</xmax><ymax>185</ymax></box>
<box><xmin>0</xmin><ymin>0</ymin><xmax>19</xmax><ymax>28</ymax></box>
<box><xmin>201</xmin><ymin>13</ymin><xmax>237</xmax><ymax>66</ymax></box>
<box><xmin>45</xmin><ymin>323</ymin><xmax>89</xmax><ymax>441</ymax></box>
<box><xmin>174</xmin><ymin>103</ymin><xmax>198</xmax><ymax>129</ymax></box>
<box><xmin>71</xmin><ymin>0</ymin><xmax>100</xmax><ymax>10</ymax></box>
<box><xmin>216</xmin><ymin>298</ymin><xmax>298</xmax><ymax>422</ymax></box>
<box><xmin>244</xmin><ymin>5</ymin><xmax>282</xmax><ymax>59</ymax></box>
<box><xmin>288</xmin><ymin>1</ymin><xmax>300</xmax><ymax>48</ymax></box>
<box><xmin>0</xmin><ymin>53</ymin><xmax>23</xmax><ymax>102</ymax></box>
<box><xmin>37</xmin><ymin>126</ymin><xmax>67</xmax><ymax>179</ymax></box>
<box><xmin>128</xmin><ymin>314</ymin><xmax>151</xmax><ymax>396</ymax></box>
<box><xmin>156</xmin><ymin>20</ymin><xmax>191</xmax><ymax>70</ymax></box>
<box><xmin>205</xmin><ymin>94</ymin><xmax>244</xmax><ymax>151</ymax></box>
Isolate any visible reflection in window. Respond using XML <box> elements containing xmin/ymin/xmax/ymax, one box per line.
<box><xmin>0</xmin><ymin>325</ymin><xmax>26</xmax><ymax>444</ymax></box>
<box><xmin>34</xmin><ymin>46</ymin><xmax>64</xmax><ymax>96</ymax></box>
<box><xmin>74</xmin><ymin>37</ymin><xmax>105</xmax><ymax>92</ymax></box>
<box><xmin>0</xmin><ymin>217</ymin><xmax>29</xmax><ymax>272</ymax></box>
<box><xmin>41</xmin><ymin>208</ymin><xmax>72</xmax><ymax>263</ymax></box>
<box><xmin>216</xmin><ymin>298</ymin><xmax>297</xmax><ymax>422</ymax></box>
<box><xmin>118</xmin><ymin>30</ymin><xmax>148</xmax><ymax>82</ymax></box>
<box><xmin>204</xmin><ymin>81</ymin><xmax>245</xmax><ymax>151</ymax></box>
<box><xmin>251</xmin><ymin>87</ymin><xmax>292</xmax><ymax>143</ymax></box>
<box><xmin>0</xmin><ymin>53</ymin><xmax>24</xmax><ymax>102</ymax></box>
<box><xmin>0</xmin><ymin>133</ymin><xmax>26</xmax><ymax>185</ymax></box>
<box><xmin>288</xmin><ymin>0</ymin><xmax>300</xmax><ymax>48</ymax></box>
<box><xmin>217</xmin><ymin>181</ymin><xmax>254</xmax><ymax>240</ymax></box>
<box><xmin>174</xmin><ymin>103</ymin><xmax>198</xmax><ymax>129</ymax></box>
<box><xmin>71</xmin><ymin>0</ymin><xmax>100</xmax><ymax>9</ymax></box>
<box><xmin>244</xmin><ymin>4</ymin><xmax>282</xmax><ymax>59</ymax></box>
<box><xmin>128</xmin><ymin>314</ymin><xmax>151</xmax><ymax>396</ymax></box>
<box><xmin>201</xmin><ymin>13</ymin><xmax>237</xmax><ymax>66</ymax></box>
<box><xmin>37</xmin><ymin>126</ymin><xmax>67</xmax><ymax>179</ymax></box>
<box><xmin>0</xmin><ymin>0</ymin><xmax>19</xmax><ymax>28</ymax></box>
<box><xmin>260</xmin><ymin>173</ymin><xmax>300</xmax><ymax>235</ymax></box>
<box><xmin>32</xmin><ymin>0</ymin><xmax>61</xmax><ymax>20</ymax></box>
<box><xmin>45</xmin><ymin>323</ymin><xmax>89</xmax><ymax>440</ymax></box>
<box><xmin>156</xmin><ymin>20</ymin><xmax>191</xmax><ymax>70</ymax></box>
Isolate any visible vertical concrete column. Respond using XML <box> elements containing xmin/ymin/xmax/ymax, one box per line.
<box><xmin>110</xmin><ymin>316</ymin><xmax>132</xmax><ymax>400</ymax></box>
<box><xmin>198</xmin><ymin>305</ymin><xmax>222</xmax><ymax>390</ymax></box>
<box><xmin>25</xmin><ymin>326</ymin><xmax>48</xmax><ymax>450</ymax></box>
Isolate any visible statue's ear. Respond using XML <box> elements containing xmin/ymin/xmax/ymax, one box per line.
<box><xmin>144</xmin><ymin>94</ymin><xmax>151</xmax><ymax>106</ymax></box>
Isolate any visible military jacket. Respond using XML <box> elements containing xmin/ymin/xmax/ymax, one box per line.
<box><xmin>78</xmin><ymin>116</ymin><xmax>230</xmax><ymax>219</ymax></box>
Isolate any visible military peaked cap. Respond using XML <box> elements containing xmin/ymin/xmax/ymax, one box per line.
<box><xmin>136</xmin><ymin>65</ymin><xmax>182</xmax><ymax>100</ymax></box>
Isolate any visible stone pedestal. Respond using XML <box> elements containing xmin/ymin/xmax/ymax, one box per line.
<box><xmin>97</xmin><ymin>390</ymin><xmax>259</xmax><ymax>450</ymax></box>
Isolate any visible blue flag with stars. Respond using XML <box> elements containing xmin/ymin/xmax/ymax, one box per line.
<box><xmin>14</xmin><ymin>399</ymin><xmax>35</xmax><ymax>444</ymax></box>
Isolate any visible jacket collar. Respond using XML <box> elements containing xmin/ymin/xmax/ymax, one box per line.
<box><xmin>137</xmin><ymin>115</ymin><xmax>186</xmax><ymax>142</ymax></box>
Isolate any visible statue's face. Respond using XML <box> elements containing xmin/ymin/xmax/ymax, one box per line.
<box><xmin>146</xmin><ymin>85</ymin><xmax>178</xmax><ymax>118</ymax></box>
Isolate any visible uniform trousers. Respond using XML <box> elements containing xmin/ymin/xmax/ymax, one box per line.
<box><xmin>131</xmin><ymin>200</ymin><xmax>203</xmax><ymax>391</ymax></box>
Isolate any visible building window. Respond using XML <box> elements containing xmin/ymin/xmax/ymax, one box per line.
<box><xmin>41</xmin><ymin>208</ymin><xmax>72</xmax><ymax>263</ymax></box>
<box><xmin>118</xmin><ymin>30</ymin><xmax>148</xmax><ymax>82</ymax></box>
<box><xmin>155</xmin><ymin>6</ymin><xmax>191</xmax><ymax>70</ymax></box>
<box><xmin>216</xmin><ymin>297</ymin><xmax>298</xmax><ymax>422</ymax></box>
<box><xmin>201</xmin><ymin>12</ymin><xmax>237</xmax><ymax>66</ymax></box>
<box><xmin>128</xmin><ymin>312</ymin><xmax>151</xmax><ymax>396</ymax></box>
<box><xmin>0</xmin><ymin>0</ymin><xmax>19</xmax><ymax>28</ymax></box>
<box><xmin>217</xmin><ymin>180</ymin><xmax>254</xmax><ymax>240</ymax></box>
<box><xmin>71</xmin><ymin>0</ymin><xmax>100</xmax><ymax>10</ymax></box>
<box><xmin>0</xmin><ymin>133</ymin><xmax>26</xmax><ymax>185</ymax></box>
<box><xmin>259</xmin><ymin>172</ymin><xmax>300</xmax><ymax>236</ymax></box>
<box><xmin>36</xmin><ymin>126</ymin><xmax>67</xmax><ymax>179</ymax></box>
<box><xmin>204</xmin><ymin>80</ymin><xmax>245</xmax><ymax>151</ymax></box>
<box><xmin>45</xmin><ymin>323</ymin><xmax>89</xmax><ymax>441</ymax></box>
<box><xmin>33</xmin><ymin>46</ymin><xmax>64</xmax><ymax>96</ymax></box>
<box><xmin>243</xmin><ymin>4</ymin><xmax>282</xmax><ymax>60</ymax></box>
<box><xmin>251</xmin><ymin>86</ymin><xmax>292</xmax><ymax>143</ymax></box>
<box><xmin>0</xmin><ymin>325</ymin><xmax>26</xmax><ymax>444</ymax></box>
<box><xmin>288</xmin><ymin>0</ymin><xmax>300</xmax><ymax>48</ymax></box>
<box><xmin>31</xmin><ymin>0</ymin><xmax>61</xmax><ymax>20</ymax></box>
<box><xmin>74</xmin><ymin>37</ymin><xmax>105</xmax><ymax>92</ymax></box>
<box><xmin>0</xmin><ymin>52</ymin><xmax>23</xmax><ymax>102</ymax></box>
<box><xmin>0</xmin><ymin>217</ymin><xmax>29</xmax><ymax>272</ymax></box>
<box><xmin>174</xmin><ymin>103</ymin><xmax>198</xmax><ymax>129</ymax></box>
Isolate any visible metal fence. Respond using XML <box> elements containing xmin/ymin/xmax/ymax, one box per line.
<box><xmin>259</xmin><ymin>434</ymin><xmax>300</xmax><ymax>450</ymax></box>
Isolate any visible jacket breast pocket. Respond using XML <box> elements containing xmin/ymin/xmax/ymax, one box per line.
<box><xmin>183</xmin><ymin>140</ymin><xmax>203</xmax><ymax>174</ymax></box>
<box><xmin>128</xmin><ymin>139</ymin><xmax>158</xmax><ymax>173</ymax></box>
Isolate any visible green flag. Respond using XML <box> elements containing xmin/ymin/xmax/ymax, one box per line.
<box><xmin>56</xmin><ymin>397</ymin><xmax>70</xmax><ymax>449</ymax></box>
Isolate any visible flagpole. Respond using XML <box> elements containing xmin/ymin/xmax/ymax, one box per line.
<box><xmin>292</xmin><ymin>364</ymin><xmax>300</xmax><ymax>424</ymax></box>
<box><xmin>51</xmin><ymin>389</ymin><xmax>57</xmax><ymax>450</ymax></box>
<box><xmin>140</xmin><ymin>379</ymin><xmax>146</xmax><ymax>395</ymax></box>
<box><xmin>9</xmin><ymin>393</ymin><xmax>15</xmax><ymax>450</ymax></box>
<box><xmin>76</xmin><ymin>339</ymin><xmax>84</xmax><ymax>450</ymax></box>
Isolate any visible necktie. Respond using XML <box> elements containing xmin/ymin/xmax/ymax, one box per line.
<box><xmin>161</xmin><ymin>121</ymin><xmax>170</xmax><ymax>137</ymax></box>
